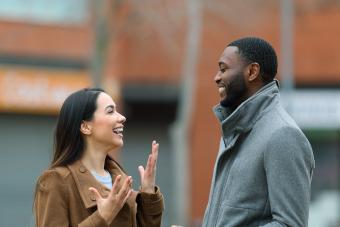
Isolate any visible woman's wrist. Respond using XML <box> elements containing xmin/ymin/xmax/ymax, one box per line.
<box><xmin>97</xmin><ymin>207</ymin><xmax>119</xmax><ymax>225</ymax></box>
<box><xmin>99</xmin><ymin>211</ymin><xmax>113</xmax><ymax>225</ymax></box>
<box><xmin>141</xmin><ymin>185</ymin><xmax>155</xmax><ymax>194</ymax></box>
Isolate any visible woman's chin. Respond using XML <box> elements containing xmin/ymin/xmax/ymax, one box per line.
<box><xmin>106</xmin><ymin>138</ymin><xmax>124</xmax><ymax>151</ymax></box>
<box><xmin>114</xmin><ymin>139</ymin><xmax>124</xmax><ymax>148</ymax></box>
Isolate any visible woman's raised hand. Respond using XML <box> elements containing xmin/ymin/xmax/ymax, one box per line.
<box><xmin>138</xmin><ymin>140</ymin><xmax>159</xmax><ymax>194</ymax></box>
<box><xmin>89</xmin><ymin>175</ymin><xmax>132</xmax><ymax>224</ymax></box>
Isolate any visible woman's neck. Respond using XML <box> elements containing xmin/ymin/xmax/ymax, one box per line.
<box><xmin>81</xmin><ymin>142</ymin><xmax>109</xmax><ymax>176</ymax></box>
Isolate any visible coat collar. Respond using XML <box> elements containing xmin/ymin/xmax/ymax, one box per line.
<box><xmin>213</xmin><ymin>80</ymin><xmax>280</xmax><ymax>138</ymax></box>
<box><xmin>67</xmin><ymin>159</ymin><xmax>126</xmax><ymax>209</ymax></box>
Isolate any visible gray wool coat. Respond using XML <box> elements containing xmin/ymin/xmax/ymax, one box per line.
<box><xmin>203</xmin><ymin>81</ymin><xmax>315</xmax><ymax>227</ymax></box>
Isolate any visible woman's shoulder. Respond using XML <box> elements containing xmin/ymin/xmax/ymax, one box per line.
<box><xmin>37</xmin><ymin>166</ymin><xmax>71</xmax><ymax>191</ymax></box>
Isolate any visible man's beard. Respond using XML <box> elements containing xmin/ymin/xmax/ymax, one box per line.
<box><xmin>220</xmin><ymin>71</ymin><xmax>247</xmax><ymax>109</ymax></box>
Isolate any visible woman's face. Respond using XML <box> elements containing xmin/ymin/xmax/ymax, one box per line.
<box><xmin>85</xmin><ymin>92</ymin><xmax>126</xmax><ymax>150</ymax></box>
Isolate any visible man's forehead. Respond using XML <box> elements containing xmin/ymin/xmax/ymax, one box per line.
<box><xmin>219</xmin><ymin>46</ymin><xmax>240</xmax><ymax>65</ymax></box>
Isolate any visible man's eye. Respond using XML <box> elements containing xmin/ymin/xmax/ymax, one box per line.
<box><xmin>107</xmin><ymin>109</ymin><xmax>114</xmax><ymax>114</ymax></box>
<box><xmin>220</xmin><ymin>68</ymin><xmax>226</xmax><ymax>73</ymax></box>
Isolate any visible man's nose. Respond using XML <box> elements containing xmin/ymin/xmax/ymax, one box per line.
<box><xmin>214</xmin><ymin>72</ymin><xmax>221</xmax><ymax>83</ymax></box>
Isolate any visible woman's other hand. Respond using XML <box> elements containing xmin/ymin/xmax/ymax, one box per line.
<box><xmin>89</xmin><ymin>175</ymin><xmax>132</xmax><ymax>224</ymax></box>
<box><xmin>138</xmin><ymin>140</ymin><xmax>159</xmax><ymax>194</ymax></box>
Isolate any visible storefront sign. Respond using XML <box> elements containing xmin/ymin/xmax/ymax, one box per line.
<box><xmin>282</xmin><ymin>90</ymin><xmax>340</xmax><ymax>129</ymax></box>
<box><xmin>0</xmin><ymin>66</ymin><xmax>91</xmax><ymax>114</ymax></box>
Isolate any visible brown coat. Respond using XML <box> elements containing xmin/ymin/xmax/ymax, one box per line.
<box><xmin>34</xmin><ymin>159</ymin><xmax>164</xmax><ymax>227</ymax></box>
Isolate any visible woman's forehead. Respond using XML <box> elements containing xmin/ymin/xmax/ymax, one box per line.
<box><xmin>97</xmin><ymin>92</ymin><xmax>116</xmax><ymax>107</ymax></box>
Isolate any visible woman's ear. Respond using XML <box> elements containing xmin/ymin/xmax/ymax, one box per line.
<box><xmin>80</xmin><ymin>120</ymin><xmax>92</xmax><ymax>135</ymax></box>
<box><xmin>247</xmin><ymin>62</ymin><xmax>260</xmax><ymax>82</ymax></box>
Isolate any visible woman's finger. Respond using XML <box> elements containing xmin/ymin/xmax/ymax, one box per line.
<box><xmin>138</xmin><ymin>165</ymin><xmax>145</xmax><ymax>182</ymax></box>
<box><xmin>145</xmin><ymin>154</ymin><xmax>152</xmax><ymax>173</ymax></box>
<box><xmin>123</xmin><ymin>189</ymin><xmax>133</xmax><ymax>204</ymax></box>
<box><xmin>151</xmin><ymin>140</ymin><xmax>157</xmax><ymax>153</ymax></box>
<box><xmin>110</xmin><ymin>175</ymin><xmax>121</xmax><ymax>197</ymax></box>
<box><xmin>152</xmin><ymin>141</ymin><xmax>159</xmax><ymax>156</ymax></box>
<box><xmin>151</xmin><ymin>141</ymin><xmax>159</xmax><ymax>171</ymax></box>
<box><xmin>117</xmin><ymin>176</ymin><xmax>132</xmax><ymax>200</ymax></box>
<box><xmin>89</xmin><ymin>187</ymin><xmax>102</xmax><ymax>201</ymax></box>
<box><xmin>153</xmin><ymin>143</ymin><xmax>159</xmax><ymax>164</ymax></box>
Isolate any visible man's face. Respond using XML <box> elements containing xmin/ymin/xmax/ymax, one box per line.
<box><xmin>214</xmin><ymin>46</ymin><xmax>248</xmax><ymax>108</ymax></box>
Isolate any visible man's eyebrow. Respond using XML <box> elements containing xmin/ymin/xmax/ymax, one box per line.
<box><xmin>219</xmin><ymin>62</ymin><xmax>227</xmax><ymax>67</ymax></box>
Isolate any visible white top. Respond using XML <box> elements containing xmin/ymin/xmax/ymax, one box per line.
<box><xmin>91</xmin><ymin>170</ymin><xmax>112</xmax><ymax>189</ymax></box>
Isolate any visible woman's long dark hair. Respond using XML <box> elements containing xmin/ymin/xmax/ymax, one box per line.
<box><xmin>34</xmin><ymin>88</ymin><xmax>104</xmax><ymax>212</ymax></box>
<box><xmin>50</xmin><ymin>87</ymin><xmax>104</xmax><ymax>168</ymax></box>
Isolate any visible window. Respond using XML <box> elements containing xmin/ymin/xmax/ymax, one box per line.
<box><xmin>0</xmin><ymin>0</ymin><xmax>89</xmax><ymax>25</ymax></box>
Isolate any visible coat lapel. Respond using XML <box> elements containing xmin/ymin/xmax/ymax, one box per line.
<box><xmin>68</xmin><ymin>160</ymin><xmax>113</xmax><ymax>209</ymax></box>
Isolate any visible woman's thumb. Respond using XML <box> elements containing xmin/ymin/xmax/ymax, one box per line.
<box><xmin>89</xmin><ymin>187</ymin><xmax>102</xmax><ymax>201</ymax></box>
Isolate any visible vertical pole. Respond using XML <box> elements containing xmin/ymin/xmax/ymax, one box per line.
<box><xmin>170</xmin><ymin>0</ymin><xmax>202</xmax><ymax>225</ymax></box>
<box><xmin>280</xmin><ymin>0</ymin><xmax>294</xmax><ymax>111</ymax></box>
<box><xmin>91</xmin><ymin>0</ymin><xmax>108</xmax><ymax>87</ymax></box>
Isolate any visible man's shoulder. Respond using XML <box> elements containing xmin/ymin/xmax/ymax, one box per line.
<box><xmin>256</xmin><ymin>103</ymin><xmax>300</xmax><ymax>131</ymax></box>
<box><xmin>250</xmin><ymin>103</ymin><xmax>312</xmax><ymax>149</ymax></box>
<box><xmin>258</xmin><ymin>104</ymin><xmax>312</xmax><ymax>149</ymax></box>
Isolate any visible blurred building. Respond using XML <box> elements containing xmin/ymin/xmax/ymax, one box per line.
<box><xmin>0</xmin><ymin>0</ymin><xmax>339</xmax><ymax>227</ymax></box>
<box><xmin>191</xmin><ymin>1</ymin><xmax>340</xmax><ymax>227</ymax></box>
<box><xmin>0</xmin><ymin>1</ymin><xmax>180</xmax><ymax>226</ymax></box>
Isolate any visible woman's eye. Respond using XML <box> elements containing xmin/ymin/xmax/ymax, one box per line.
<box><xmin>107</xmin><ymin>109</ymin><xmax>114</xmax><ymax>114</ymax></box>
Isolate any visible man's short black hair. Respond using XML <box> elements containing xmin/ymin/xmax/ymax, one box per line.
<box><xmin>228</xmin><ymin>37</ymin><xmax>278</xmax><ymax>83</ymax></box>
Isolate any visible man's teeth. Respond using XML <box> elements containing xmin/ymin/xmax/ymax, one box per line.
<box><xmin>219</xmin><ymin>87</ymin><xmax>226</xmax><ymax>93</ymax></box>
<box><xmin>113</xmin><ymin>128</ymin><xmax>123</xmax><ymax>134</ymax></box>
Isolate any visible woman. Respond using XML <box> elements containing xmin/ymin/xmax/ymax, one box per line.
<box><xmin>34</xmin><ymin>88</ymin><xmax>164</xmax><ymax>227</ymax></box>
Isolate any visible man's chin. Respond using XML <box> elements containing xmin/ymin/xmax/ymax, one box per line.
<box><xmin>220</xmin><ymin>98</ymin><xmax>230</xmax><ymax>107</ymax></box>
<box><xmin>220</xmin><ymin>96</ymin><xmax>238</xmax><ymax>108</ymax></box>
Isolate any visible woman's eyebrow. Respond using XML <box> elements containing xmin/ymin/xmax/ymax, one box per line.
<box><xmin>105</xmin><ymin>105</ymin><xmax>116</xmax><ymax>111</ymax></box>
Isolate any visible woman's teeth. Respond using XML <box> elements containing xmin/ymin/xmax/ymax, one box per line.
<box><xmin>113</xmin><ymin>128</ymin><xmax>123</xmax><ymax>134</ymax></box>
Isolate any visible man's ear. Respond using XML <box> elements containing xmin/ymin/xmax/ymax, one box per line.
<box><xmin>80</xmin><ymin>120</ymin><xmax>92</xmax><ymax>135</ymax></box>
<box><xmin>247</xmin><ymin>62</ymin><xmax>261</xmax><ymax>82</ymax></box>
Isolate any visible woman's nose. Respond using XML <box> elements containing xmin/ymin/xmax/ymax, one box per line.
<box><xmin>119</xmin><ymin>113</ymin><xmax>126</xmax><ymax>123</ymax></box>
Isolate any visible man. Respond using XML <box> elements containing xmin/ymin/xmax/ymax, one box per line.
<box><xmin>202</xmin><ymin>37</ymin><xmax>315</xmax><ymax>227</ymax></box>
